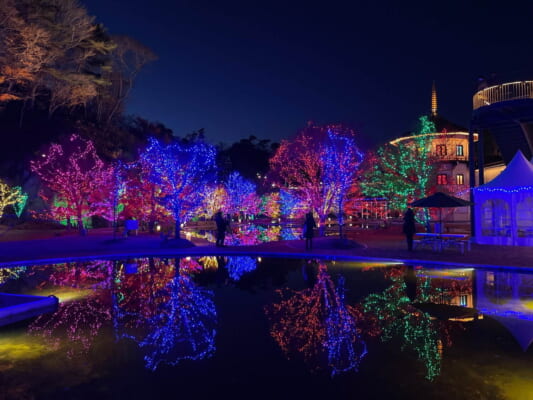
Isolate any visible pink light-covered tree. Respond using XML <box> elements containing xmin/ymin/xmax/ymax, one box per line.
<box><xmin>30</xmin><ymin>134</ymin><xmax>114</xmax><ymax>233</ymax></box>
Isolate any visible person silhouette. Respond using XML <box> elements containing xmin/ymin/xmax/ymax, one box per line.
<box><xmin>303</xmin><ymin>211</ymin><xmax>317</xmax><ymax>250</ymax></box>
<box><xmin>214</xmin><ymin>210</ymin><xmax>229</xmax><ymax>247</ymax></box>
<box><xmin>402</xmin><ymin>208</ymin><xmax>416</xmax><ymax>251</ymax></box>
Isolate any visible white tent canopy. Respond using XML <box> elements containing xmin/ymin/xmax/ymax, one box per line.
<box><xmin>474</xmin><ymin>150</ymin><xmax>533</xmax><ymax>246</ymax></box>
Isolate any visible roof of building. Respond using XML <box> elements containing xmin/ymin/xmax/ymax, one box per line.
<box><xmin>429</xmin><ymin>114</ymin><xmax>468</xmax><ymax>133</ymax></box>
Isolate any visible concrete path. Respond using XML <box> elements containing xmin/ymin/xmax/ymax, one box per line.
<box><xmin>0</xmin><ymin>228</ymin><xmax>531</xmax><ymax>269</ymax></box>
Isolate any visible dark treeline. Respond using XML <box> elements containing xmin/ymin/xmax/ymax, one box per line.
<box><xmin>0</xmin><ymin>0</ymin><xmax>277</xmax><ymax>188</ymax></box>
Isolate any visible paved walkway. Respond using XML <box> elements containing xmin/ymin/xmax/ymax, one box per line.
<box><xmin>0</xmin><ymin>227</ymin><xmax>531</xmax><ymax>269</ymax></box>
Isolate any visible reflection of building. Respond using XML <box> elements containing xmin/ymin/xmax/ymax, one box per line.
<box><xmin>390</xmin><ymin>83</ymin><xmax>476</xmax><ymax>222</ymax></box>
<box><xmin>417</xmin><ymin>268</ymin><xmax>474</xmax><ymax>309</ymax></box>
<box><xmin>476</xmin><ymin>270</ymin><xmax>533</xmax><ymax>351</ymax></box>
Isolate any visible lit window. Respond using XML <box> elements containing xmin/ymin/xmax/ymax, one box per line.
<box><xmin>456</xmin><ymin>145</ymin><xmax>464</xmax><ymax>156</ymax></box>
<box><xmin>436</xmin><ymin>144</ymin><xmax>447</xmax><ymax>156</ymax></box>
<box><xmin>456</xmin><ymin>174</ymin><xmax>464</xmax><ymax>185</ymax></box>
<box><xmin>437</xmin><ymin>174</ymin><xmax>448</xmax><ymax>185</ymax></box>
<box><xmin>459</xmin><ymin>295</ymin><xmax>468</xmax><ymax>306</ymax></box>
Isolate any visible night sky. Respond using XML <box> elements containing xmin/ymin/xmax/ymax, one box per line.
<box><xmin>85</xmin><ymin>0</ymin><xmax>533</xmax><ymax>148</ymax></box>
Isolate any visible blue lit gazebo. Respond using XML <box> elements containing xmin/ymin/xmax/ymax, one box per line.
<box><xmin>474</xmin><ymin>150</ymin><xmax>533</xmax><ymax>246</ymax></box>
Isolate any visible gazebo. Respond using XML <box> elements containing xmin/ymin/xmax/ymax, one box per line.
<box><xmin>474</xmin><ymin>150</ymin><xmax>533</xmax><ymax>246</ymax></box>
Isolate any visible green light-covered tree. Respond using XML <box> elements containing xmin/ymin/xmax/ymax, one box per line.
<box><xmin>360</xmin><ymin>116</ymin><xmax>438</xmax><ymax>221</ymax></box>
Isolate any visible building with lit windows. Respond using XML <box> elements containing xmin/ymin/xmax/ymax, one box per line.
<box><xmin>389</xmin><ymin>83</ymin><xmax>476</xmax><ymax>223</ymax></box>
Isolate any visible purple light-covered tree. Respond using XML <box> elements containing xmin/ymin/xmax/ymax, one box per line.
<box><xmin>225</xmin><ymin>171</ymin><xmax>259</xmax><ymax>218</ymax></box>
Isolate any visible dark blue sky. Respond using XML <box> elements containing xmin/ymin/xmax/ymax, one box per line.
<box><xmin>86</xmin><ymin>0</ymin><xmax>533</xmax><ymax>148</ymax></box>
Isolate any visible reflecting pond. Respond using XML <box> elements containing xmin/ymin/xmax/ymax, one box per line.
<box><xmin>0</xmin><ymin>257</ymin><xmax>532</xmax><ymax>399</ymax></box>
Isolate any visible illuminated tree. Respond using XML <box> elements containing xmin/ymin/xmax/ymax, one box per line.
<box><xmin>279</xmin><ymin>189</ymin><xmax>305</xmax><ymax>219</ymax></box>
<box><xmin>360</xmin><ymin>116</ymin><xmax>438</xmax><ymax>214</ymax></box>
<box><xmin>323</xmin><ymin>129</ymin><xmax>364</xmax><ymax>238</ymax></box>
<box><xmin>266</xmin><ymin>262</ymin><xmax>367</xmax><ymax>376</ymax></box>
<box><xmin>139</xmin><ymin>137</ymin><xmax>217</xmax><ymax>238</ymax></box>
<box><xmin>260</xmin><ymin>192</ymin><xmax>281</xmax><ymax>219</ymax></box>
<box><xmin>270</xmin><ymin>123</ymin><xmax>363</xmax><ymax>230</ymax></box>
<box><xmin>30</xmin><ymin>134</ymin><xmax>114</xmax><ymax>233</ymax></box>
<box><xmin>225</xmin><ymin>171</ymin><xmax>259</xmax><ymax>218</ymax></box>
<box><xmin>197</xmin><ymin>185</ymin><xmax>229</xmax><ymax>218</ymax></box>
<box><xmin>119</xmin><ymin>159</ymin><xmax>171</xmax><ymax>232</ymax></box>
<box><xmin>0</xmin><ymin>0</ymin><xmax>115</xmax><ymax>115</ymax></box>
<box><xmin>0</xmin><ymin>179</ymin><xmax>27</xmax><ymax>218</ymax></box>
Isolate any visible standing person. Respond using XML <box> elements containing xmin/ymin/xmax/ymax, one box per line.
<box><xmin>303</xmin><ymin>211</ymin><xmax>317</xmax><ymax>250</ymax></box>
<box><xmin>215</xmin><ymin>210</ymin><xmax>228</xmax><ymax>247</ymax></box>
<box><xmin>402</xmin><ymin>208</ymin><xmax>416</xmax><ymax>251</ymax></box>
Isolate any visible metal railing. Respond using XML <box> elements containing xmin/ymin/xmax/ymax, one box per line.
<box><xmin>473</xmin><ymin>81</ymin><xmax>533</xmax><ymax>110</ymax></box>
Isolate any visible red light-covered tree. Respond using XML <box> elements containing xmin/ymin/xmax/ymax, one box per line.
<box><xmin>30</xmin><ymin>134</ymin><xmax>114</xmax><ymax>233</ymax></box>
<box><xmin>270</xmin><ymin>123</ymin><xmax>363</xmax><ymax>232</ymax></box>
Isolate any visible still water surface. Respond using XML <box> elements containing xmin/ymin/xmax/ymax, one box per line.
<box><xmin>0</xmin><ymin>256</ymin><xmax>532</xmax><ymax>399</ymax></box>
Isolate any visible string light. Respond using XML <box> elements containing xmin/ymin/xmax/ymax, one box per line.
<box><xmin>0</xmin><ymin>180</ymin><xmax>27</xmax><ymax>218</ymax></box>
<box><xmin>226</xmin><ymin>257</ymin><xmax>257</xmax><ymax>281</ymax></box>
<box><xmin>265</xmin><ymin>262</ymin><xmax>367</xmax><ymax>376</ymax></box>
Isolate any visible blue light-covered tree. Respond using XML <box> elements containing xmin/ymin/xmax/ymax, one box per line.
<box><xmin>323</xmin><ymin>129</ymin><xmax>364</xmax><ymax>238</ymax></box>
<box><xmin>139</xmin><ymin>137</ymin><xmax>217</xmax><ymax>238</ymax></box>
<box><xmin>225</xmin><ymin>171</ymin><xmax>258</xmax><ymax>218</ymax></box>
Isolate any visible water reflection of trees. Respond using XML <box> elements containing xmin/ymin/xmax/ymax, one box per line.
<box><xmin>113</xmin><ymin>258</ymin><xmax>217</xmax><ymax>371</ymax></box>
<box><xmin>225</xmin><ymin>257</ymin><xmax>258</xmax><ymax>281</ymax></box>
<box><xmin>265</xmin><ymin>262</ymin><xmax>367</xmax><ymax>376</ymax></box>
<box><xmin>361</xmin><ymin>270</ymin><xmax>441</xmax><ymax>380</ymax></box>
<box><xmin>28</xmin><ymin>261</ymin><xmax>114</xmax><ymax>357</ymax></box>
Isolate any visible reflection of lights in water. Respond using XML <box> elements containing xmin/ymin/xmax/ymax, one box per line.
<box><xmin>0</xmin><ymin>335</ymin><xmax>52</xmax><ymax>361</ymax></box>
<box><xmin>522</xmin><ymin>300</ymin><xmax>533</xmax><ymax>310</ymax></box>
<box><xmin>198</xmin><ymin>256</ymin><xmax>218</xmax><ymax>270</ymax></box>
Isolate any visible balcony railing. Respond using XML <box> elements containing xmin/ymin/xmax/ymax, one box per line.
<box><xmin>473</xmin><ymin>81</ymin><xmax>533</xmax><ymax>110</ymax></box>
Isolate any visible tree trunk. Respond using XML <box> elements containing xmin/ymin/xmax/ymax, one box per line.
<box><xmin>318</xmin><ymin>213</ymin><xmax>326</xmax><ymax>236</ymax></box>
<box><xmin>174</xmin><ymin>206</ymin><xmax>181</xmax><ymax>239</ymax></box>
<box><xmin>77</xmin><ymin>209</ymin><xmax>85</xmax><ymax>235</ymax></box>
<box><xmin>338</xmin><ymin>197</ymin><xmax>344</xmax><ymax>240</ymax></box>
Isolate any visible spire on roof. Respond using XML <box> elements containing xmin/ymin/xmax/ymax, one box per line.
<box><xmin>431</xmin><ymin>81</ymin><xmax>438</xmax><ymax>117</ymax></box>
